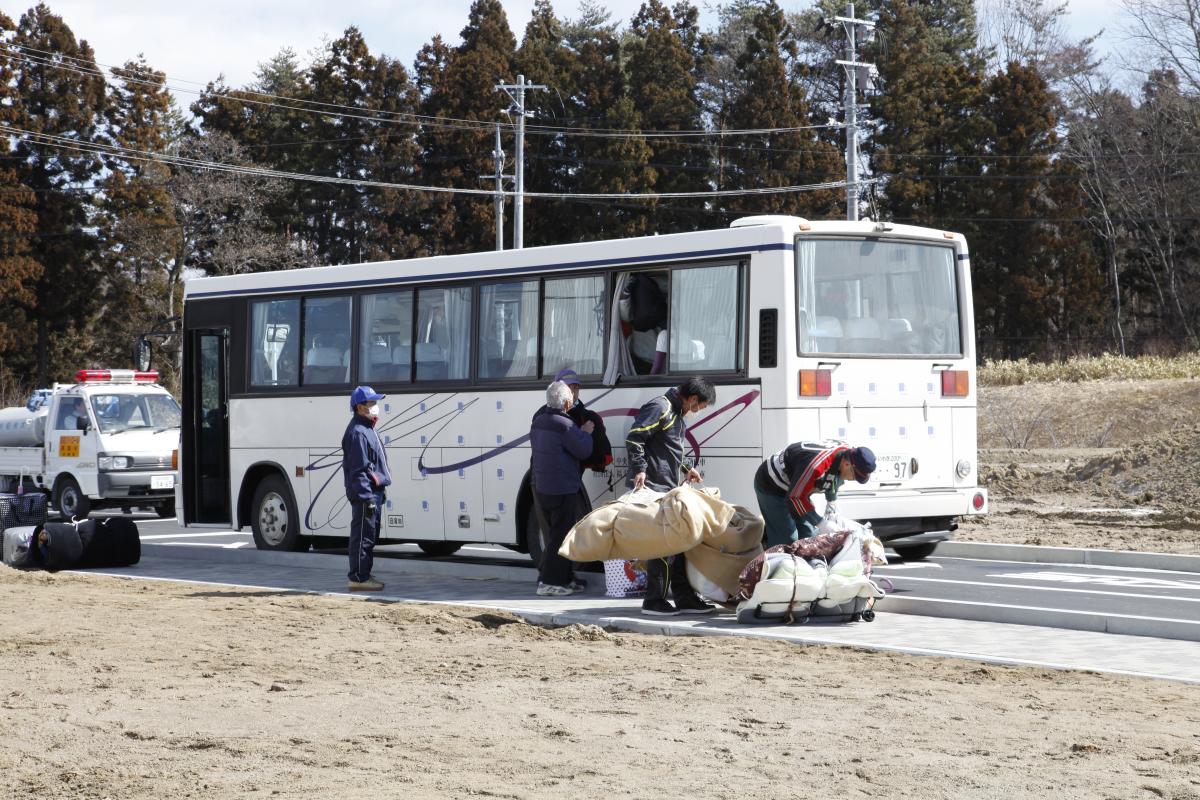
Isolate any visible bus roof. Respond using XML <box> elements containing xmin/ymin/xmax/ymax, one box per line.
<box><xmin>184</xmin><ymin>216</ymin><xmax>963</xmax><ymax>301</ymax></box>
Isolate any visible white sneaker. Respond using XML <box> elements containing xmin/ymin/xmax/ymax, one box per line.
<box><xmin>348</xmin><ymin>577</ymin><xmax>385</xmax><ymax>591</ymax></box>
<box><xmin>536</xmin><ymin>582</ymin><xmax>579</xmax><ymax>596</ymax></box>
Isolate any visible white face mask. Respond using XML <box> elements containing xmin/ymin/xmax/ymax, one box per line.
<box><xmin>366</xmin><ymin>403</ymin><xmax>380</xmax><ymax>418</ymax></box>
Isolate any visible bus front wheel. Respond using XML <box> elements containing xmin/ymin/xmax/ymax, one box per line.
<box><xmin>417</xmin><ymin>541</ymin><xmax>463</xmax><ymax>557</ymax></box>
<box><xmin>250</xmin><ymin>475</ymin><xmax>304</xmax><ymax>551</ymax></box>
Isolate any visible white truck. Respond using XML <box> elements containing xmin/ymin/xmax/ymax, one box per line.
<box><xmin>0</xmin><ymin>369</ymin><xmax>181</xmax><ymax>519</ymax></box>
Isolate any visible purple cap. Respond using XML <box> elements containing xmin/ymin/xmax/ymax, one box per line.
<box><xmin>553</xmin><ymin>369</ymin><xmax>582</xmax><ymax>386</ymax></box>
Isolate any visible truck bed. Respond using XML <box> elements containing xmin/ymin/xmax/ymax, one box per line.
<box><xmin>0</xmin><ymin>446</ymin><xmax>45</xmax><ymax>480</ymax></box>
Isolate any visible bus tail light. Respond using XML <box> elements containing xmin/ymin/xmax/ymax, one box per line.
<box><xmin>972</xmin><ymin>492</ymin><xmax>985</xmax><ymax>511</ymax></box>
<box><xmin>799</xmin><ymin>369</ymin><xmax>832</xmax><ymax>397</ymax></box>
<box><xmin>941</xmin><ymin>370</ymin><xmax>969</xmax><ymax>397</ymax></box>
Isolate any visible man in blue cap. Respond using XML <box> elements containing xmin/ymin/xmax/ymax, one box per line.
<box><xmin>753</xmin><ymin>441</ymin><xmax>876</xmax><ymax>547</ymax></box>
<box><xmin>343</xmin><ymin>386</ymin><xmax>392</xmax><ymax>591</ymax></box>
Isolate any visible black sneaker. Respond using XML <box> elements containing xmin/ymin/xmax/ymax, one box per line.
<box><xmin>641</xmin><ymin>597</ymin><xmax>680</xmax><ymax>616</ymax></box>
<box><xmin>673</xmin><ymin>593</ymin><xmax>716</xmax><ymax>614</ymax></box>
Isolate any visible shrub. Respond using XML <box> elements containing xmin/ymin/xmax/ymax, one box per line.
<box><xmin>980</xmin><ymin>353</ymin><xmax>1200</xmax><ymax>386</ymax></box>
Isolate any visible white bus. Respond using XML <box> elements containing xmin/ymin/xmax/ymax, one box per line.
<box><xmin>177</xmin><ymin>215</ymin><xmax>986</xmax><ymax>562</ymax></box>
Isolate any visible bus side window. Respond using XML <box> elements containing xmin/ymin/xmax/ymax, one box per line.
<box><xmin>669</xmin><ymin>264</ymin><xmax>740</xmax><ymax>372</ymax></box>
<box><xmin>415</xmin><ymin>286</ymin><xmax>471</xmax><ymax>381</ymax></box>
<box><xmin>250</xmin><ymin>298</ymin><xmax>300</xmax><ymax>387</ymax></box>
<box><xmin>301</xmin><ymin>296</ymin><xmax>352</xmax><ymax>386</ymax></box>
<box><xmin>360</xmin><ymin>290</ymin><xmax>413</xmax><ymax>384</ymax></box>
<box><xmin>543</xmin><ymin>274</ymin><xmax>605</xmax><ymax>378</ymax></box>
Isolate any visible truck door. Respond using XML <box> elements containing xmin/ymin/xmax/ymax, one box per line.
<box><xmin>47</xmin><ymin>394</ymin><xmax>100</xmax><ymax>497</ymax></box>
<box><xmin>184</xmin><ymin>329</ymin><xmax>231</xmax><ymax>525</ymax></box>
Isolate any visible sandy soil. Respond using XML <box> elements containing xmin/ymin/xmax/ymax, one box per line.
<box><xmin>963</xmin><ymin>379</ymin><xmax>1200</xmax><ymax>554</ymax></box>
<box><xmin>2</xmin><ymin>568</ymin><xmax>1199</xmax><ymax>800</ymax></box>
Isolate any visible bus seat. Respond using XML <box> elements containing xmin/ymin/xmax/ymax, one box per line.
<box><xmin>415</xmin><ymin>342</ymin><xmax>448</xmax><ymax>380</ymax></box>
<box><xmin>885</xmin><ymin>318</ymin><xmax>913</xmax><ymax>337</ymax></box>
<box><xmin>304</xmin><ymin>347</ymin><xmax>345</xmax><ymax>384</ymax></box>
<box><xmin>812</xmin><ymin>317</ymin><xmax>843</xmax><ymax>352</ymax></box>
<box><xmin>843</xmin><ymin>318</ymin><xmax>883</xmax><ymax>353</ymax></box>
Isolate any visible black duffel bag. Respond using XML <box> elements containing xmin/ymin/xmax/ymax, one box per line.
<box><xmin>75</xmin><ymin>517</ymin><xmax>141</xmax><ymax>568</ymax></box>
<box><xmin>37</xmin><ymin>522</ymin><xmax>84</xmax><ymax>572</ymax></box>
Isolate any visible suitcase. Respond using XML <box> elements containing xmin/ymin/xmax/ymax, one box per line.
<box><xmin>2</xmin><ymin>525</ymin><xmax>39</xmax><ymax>569</ymax></box>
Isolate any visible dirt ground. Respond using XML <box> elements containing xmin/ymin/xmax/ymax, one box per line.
<box><xmin>963</xmin><ymin>378</ymin><xmax>1200</xmax><ymax>554</ymax></box>
<box><xmin>2</xmin><ymin>569</ymin><xmax>1199</xmax><ymax>800</ymax></box>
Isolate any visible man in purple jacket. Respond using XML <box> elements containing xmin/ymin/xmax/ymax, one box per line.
<box><xmin>529</xmin><ymin>380</ymin><xmax>595</xmax><ymax>596</ymax></box>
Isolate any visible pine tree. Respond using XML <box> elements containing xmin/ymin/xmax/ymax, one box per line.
<box><xmin>869</xmin><ymin>0</ymin><xmax>990</xmax><ymax>229</ymax></box>
<box><xmin>100</xmin><ymin>57</ymin><xmax>180</xmax><ymax>383</ymax></box>
<box><xmin>625</xmin><ymin>0</ymin><xmax>712</xmax><ymax>233</ymax></box>
<box><xmin>417</xmin><ymin>0</ymin><xmax>516</xmax><ymax>254</ymax></box>
<box><xmin>0</xmin><ymin>11</ymin><xmax>39</xmax><ymax>385</ymax></box>
<box><xmin>362</xmin><ymin>52</ymin><xmax>425</xmax><ymax>261</ymax></box>
<box><xmin>10</xmin><ymin>3</ymin><xmax>107</xmax><ymax>386</ymax></box>
<box><xmin>717</xmin><ymin>0</ymin><xmax>843</xmax><ymax>221</ymax></box>
<box><xmin>971</xmin><ymin>62</ymin><xmax>1104</xmax><ymax>356</ymax></box>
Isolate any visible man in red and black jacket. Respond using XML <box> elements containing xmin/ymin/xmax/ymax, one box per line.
<box><xmin>753</xmin><ymin>441</ymin><xmax>876</xmax><ymax>547</ymax></box>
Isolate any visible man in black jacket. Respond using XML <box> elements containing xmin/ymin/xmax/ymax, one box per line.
<box><xmin>553</xmin><ymin>368</ymin><xmax>612</xmax><ymax>474</ymax></box>
<box><xmin>625</xmin><ymin>376</ymin><xmax>716</xmax><ymax>616</ymax></box>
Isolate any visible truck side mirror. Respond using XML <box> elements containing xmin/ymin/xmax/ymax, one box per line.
<box><xmin>76</xmin><ymin>416</ymin><xmax>90</xmax><ymax>433</ymax></box>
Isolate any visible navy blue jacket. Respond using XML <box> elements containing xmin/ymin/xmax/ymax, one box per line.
<box><xmin>625</xmin><ymin>388</ymin><xmax>688</xmax><ymax>492</ymax></box>
<box><xmin>530</xmin><ymin>405</ymin><xmax>593</xmax><ymax>496</ymax></box>
<box><xmin>342</xmin><ymin>415</ymin><xmax>392</xmax><ymax>503</ymax></box>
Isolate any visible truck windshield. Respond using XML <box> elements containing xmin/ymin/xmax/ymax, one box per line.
<box><xmin>796</xmin><ymin>237</ymin><xmax>962</xmax><ymax>356</ymax></box>
<box><xmin>90</xmin><ymin>393</ymin><xmax>182</xmax><ymax>433</ymax></box>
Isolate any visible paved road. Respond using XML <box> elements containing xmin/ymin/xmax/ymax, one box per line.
<box><xmin>125</xmin><ymin>515</ymin><xmax>1200</xmax><ymax>642</ymax></box>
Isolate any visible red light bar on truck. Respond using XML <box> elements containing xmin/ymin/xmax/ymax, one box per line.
<box><xmin>75</xmin><ymin>369</ymin><xmax>159</xmax><ymax>384</ymax></box>
<box><xmin>941</xmin><ymin>369</ymin><xmax>969</xmax><ymax>397</ymax></box>
<box><xmin>799</xmin><ymin>369</ymin><xmax>832</xmax><ymax>397</ymax></box>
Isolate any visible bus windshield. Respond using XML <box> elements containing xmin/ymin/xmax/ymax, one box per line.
<box><xmin>796</xmin><ymin>238</ymin><xmax>961</xmax><ymax>356</ymax></box>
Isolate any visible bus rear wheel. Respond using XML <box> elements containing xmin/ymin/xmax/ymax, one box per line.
<box><xmin>893</xmin><ymin>542</ymin><xmax>939</xmax><ymax>561</ymax></box>
<box><xmin>250</xmin><ymin>475</ymin><xmax>304</xmax><ymax>551</ymax></box>
<box><xmin>417</xmin><ymin>541</ymin><xmax>463</xmax><ymax>557</ymax></box>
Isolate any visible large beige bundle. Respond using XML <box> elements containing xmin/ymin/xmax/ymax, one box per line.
<box><xmin>559</xmin><ymin>486</ymin><xmax>736</xmax><ymax>562</ymax></box>
<box><xmin>683</xmin><ymin>507</ymin><xmax>764</xmax><ymax>600</ymax></box>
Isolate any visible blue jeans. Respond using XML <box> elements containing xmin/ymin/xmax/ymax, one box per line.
<box><xmin>755</xmin><ymin>485</ymin><xmax>820</xmax><ymax>548</ymax></box>
<box><xmin>348</xmin><ymin>494</ymin><xmax>383</xmax><ymax>582</ymax></box>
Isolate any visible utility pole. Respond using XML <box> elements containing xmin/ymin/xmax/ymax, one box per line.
<box><xmin>495</xmin><ymin>74</ymin><xmax>547</xmax><ymax>249</ymax></box>
<box><xmin>833</xmin><ymin>3</ymin><xmax>878</xmax><ymax>222</ymax></box>
<box><xmin>490</xmin><ymin>124</ymin><xmax>508</xmax><ymax>251</ymax></box>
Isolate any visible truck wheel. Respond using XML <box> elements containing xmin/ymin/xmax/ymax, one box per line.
<box><xmin>893</xmin><ymin>542</ymin><xmax>939</xmax><ymax>561</ymax></box>
<box><xmin>155</xmin><ymin>499</ymin><xmax>176</xmax><ymax>518</ymax></box>
<box><xmin>250</xmin><ymin>474</ymin><xmax>304</xmax><ymax>551</ymax></box>
<box><xmin>54</xmin><ymin>477</ymin><xmax>91</xmax><ymax>520</ymax></box>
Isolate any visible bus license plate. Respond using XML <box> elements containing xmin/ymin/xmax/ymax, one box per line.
<box><xmin>876</xmin><ymin>455</ymin><xmax>910</xmax><ymax>481</ymax></box>
<box><xmin>151</xmin><ymin>474</ymin><xmax>175</xmax><ymax>490</ymax></box>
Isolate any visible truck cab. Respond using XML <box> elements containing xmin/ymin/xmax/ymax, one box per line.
<box><xmin>45</xmin><ymin>370</ymin><xmax>181</xmax><ymax>519</ymax></box>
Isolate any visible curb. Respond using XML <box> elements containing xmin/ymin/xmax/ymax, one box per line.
<box><xmin>935</xmin><ymin>541</ymin><xmax>1200</xmax><ymax>574</ymax></box>
<box><xmin>141</xmin><ymin>542</ymin><xmax>539</xmax><ymax>584</ymax></box>
<box><xmin>142</xmin><ymin>542</ymin><xmax>1200</xmax><ymax>643</ymax></box>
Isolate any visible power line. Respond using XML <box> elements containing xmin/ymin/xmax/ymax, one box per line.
<box><xmin>0</xmin><ymin>43</ymin><xmax>844</xmax><ymax>140</ymax></box>
<box><xmin>1</xmin><ymin>123</ymin><xmax>853</xmax><ymax>200</ymax></box>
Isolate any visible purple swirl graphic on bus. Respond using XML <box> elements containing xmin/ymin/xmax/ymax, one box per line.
<box><xmin>304</xmin><ymin>387</ymin><xmax>760</xmax><ymax>530</ymax></box>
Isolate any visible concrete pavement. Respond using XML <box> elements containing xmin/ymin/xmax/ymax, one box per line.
<box><xmin>74</xmin><ymin>543</ymin><xmax>1200</xmax><ymax>685</ymax></box>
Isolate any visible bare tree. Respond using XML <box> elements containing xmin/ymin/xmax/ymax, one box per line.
<box><xmin>1119</xmin><ymin>0</ymin><xmax>1200</xmax><ymax>94</ymax></box>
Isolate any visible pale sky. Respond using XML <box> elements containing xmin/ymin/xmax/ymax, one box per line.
<box><xmin>24</xmin><ymin>0</ymin><xmax>1125</xmax><ymax>106</ymax></box>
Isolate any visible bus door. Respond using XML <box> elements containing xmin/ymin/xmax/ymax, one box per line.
<box><xmin>186</xmin><ymin>328</ymin><xmax>231</xmax><ymax>525</ymax></box>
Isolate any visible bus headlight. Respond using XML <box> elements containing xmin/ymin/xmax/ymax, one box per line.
<box><xmin>955</xmin><ymin>459</ymin><xmax>972</xmax><ymax>479</ymax></box>
<box><xmin>98</xmin><ymin>455</ymin><xmax>130</xmax><ymax>471</ymax></box>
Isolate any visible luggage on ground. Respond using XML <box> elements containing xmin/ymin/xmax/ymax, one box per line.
<box><xmin>2</xmin><ymin>525</ymin><xmax>38</xmax><ymax>569</ymax></box>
